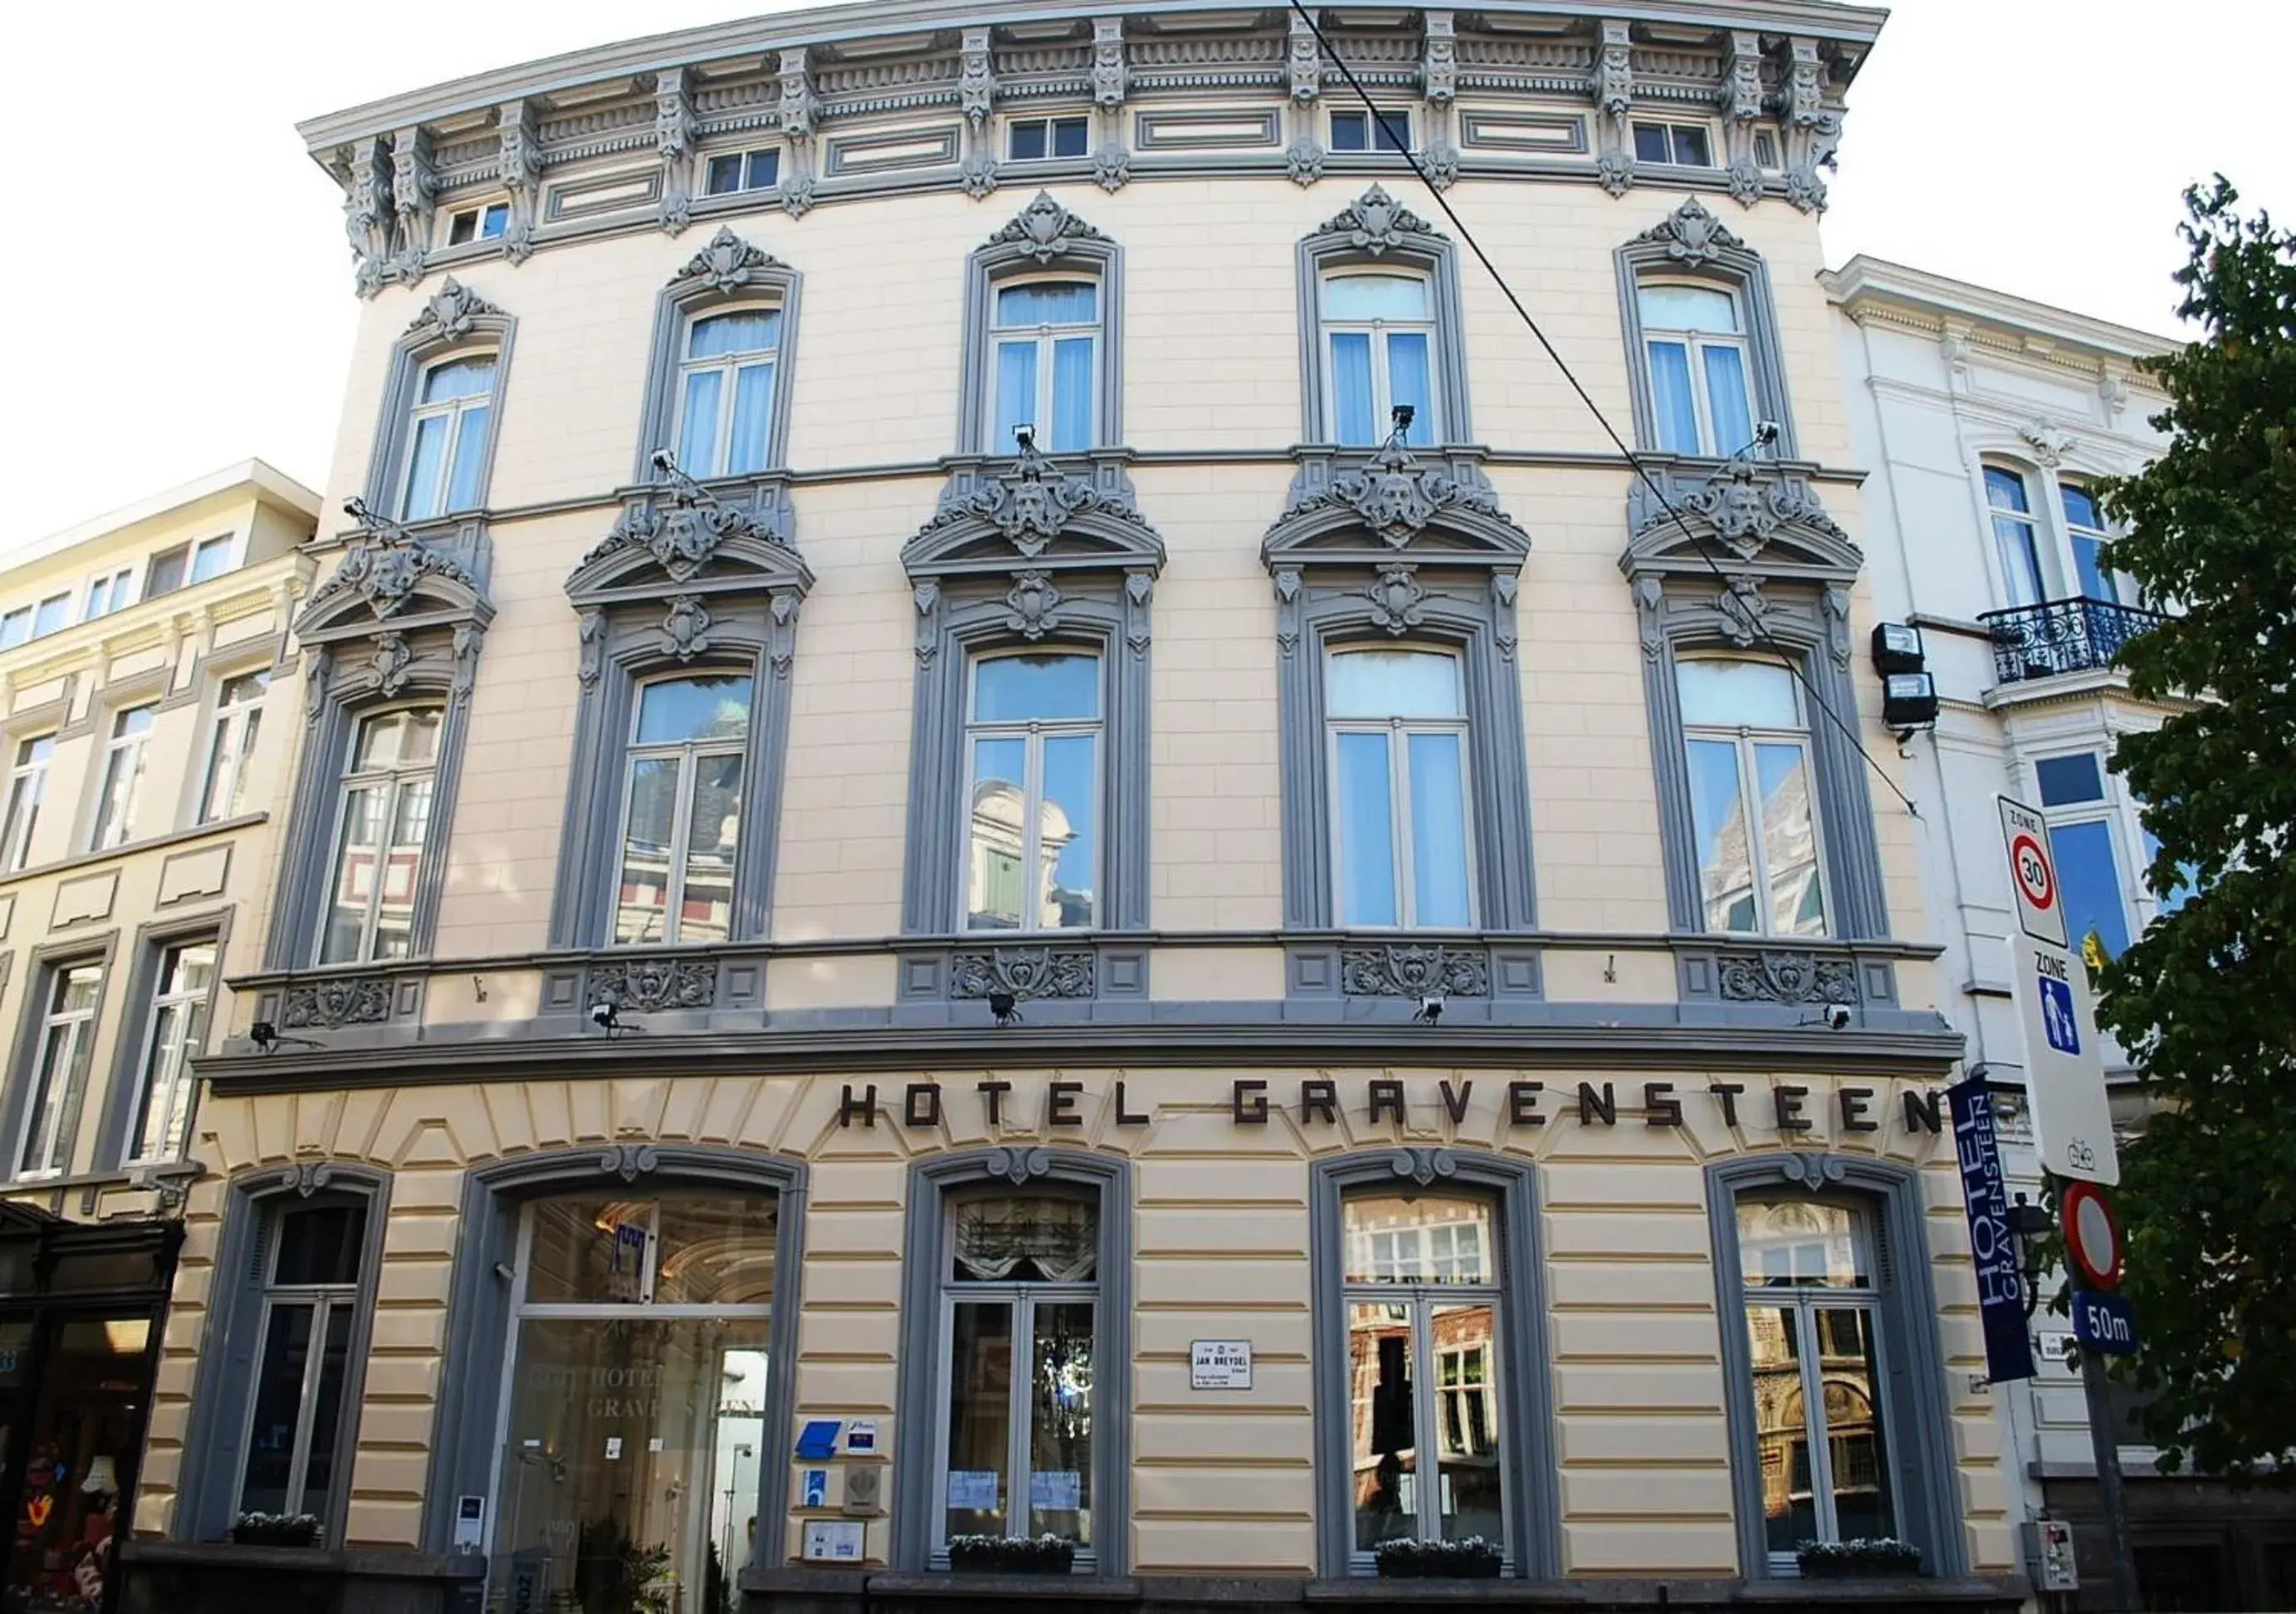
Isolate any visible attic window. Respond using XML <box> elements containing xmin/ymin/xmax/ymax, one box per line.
<box><xmin>1009</xmin><ymin>117</ymin><xmax>1089</xmax><ymax>161</ymax></box>
<box><xmin>446</xmin><ymin>202</ymin><xmax>510</xmax><ymax>247</ymax></box>
<box><xmin>706</xmin><ymin>148</ymin><xmax>781</xmax><ymax>194</ymax></box>
<box><xmin>1632</xmin><ymin>122</ymin><xmax>1713</xmax><ymax>167</ymax></box>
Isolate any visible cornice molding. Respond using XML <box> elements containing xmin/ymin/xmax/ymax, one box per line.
<box><xmin>1826</xmin><ymin>254</ymin><xmax>2177</xmax><ymax>365</ymax></box>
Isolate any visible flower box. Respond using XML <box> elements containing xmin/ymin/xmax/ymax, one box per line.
<box><xmin>229</xmin><ymin>1513</ymin><xmax>322</xmax><ymax>1548</ymax></box>
<box><xmin>1796</xmin><ymin>1538</ymin><xmax>1925</xmax><ymax>1578</ymax></box>
<box><xmin>1372</xmin><ymin>1537</ymin><xmax>1504</xmax><ymax>1578</ymax></box>
<box><xmin>946</xmin><ymin>1533</ymin><xmax>1076</xmax><ymax>1575</ymax></box>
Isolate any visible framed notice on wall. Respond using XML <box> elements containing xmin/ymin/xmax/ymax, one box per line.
<box><xmin>1190</xmin><ymin>1339</ymin><xmax>1253</xmax><ymax>1390</ymax></box>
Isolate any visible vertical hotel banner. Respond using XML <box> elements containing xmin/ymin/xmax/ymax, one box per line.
<box><xmin>1948</xmin><ymin>1072</ymin><xmax>2036</xmax><ymax>1382</ymax></box>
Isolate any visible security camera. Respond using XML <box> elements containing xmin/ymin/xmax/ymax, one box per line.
<box><xmin>1390</xmin><ymin>404</ymin><xmax>1417</xmax><ymax>433</ymax></box>
<box><xmin>1012</xmin><ymin>423</ymin><xmax>1036</xmax><ymax>452</ymax></box>
<box><xmin>1414</xmin><ymin>995</ymin><xmax>1444</xmax><ymax>1025</ymax></box>
<box><xmin>1752</xmin><ymin>419</ymin><xmax>1782</xmax><ymax>448</ymax></box>
<box><xmin>589</xmin><ymin>999</ymin><xmax>621</xmax><ymax>1032</ymax></box>
<box><xmin>1821</xmin><ymin>1002</ymin><xmax>1853</xmax><ymax>1031</ymax></box>
<box><xmin>650</xmin><ymin>448</ymin><xmax>677</xmax><ymax>473</ymax></box>
<box><xmin>988</xmin><ymin>990</ymin><xmax>1022</xmax><ymax>1025</ymax></box>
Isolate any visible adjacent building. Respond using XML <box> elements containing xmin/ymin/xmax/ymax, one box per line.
<box><xmin>115</xmin><ymin>2</ymin><xmax>2043</xmax><ymax>1611</ymax></box>
<box><xmin>1831</xmin><ymin>260</ymin><xmax>2296</xmax><ymax>1611</ymax></box>
<box><xmin>0</xmin><ymin>462</ymin><xmax>315</xmax><ymax>1612</ymax></box>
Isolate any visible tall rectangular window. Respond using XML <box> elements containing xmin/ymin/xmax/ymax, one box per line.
<box><xmin>30</xmin><ymin>594</ymin><xmax>71</xmax><ymax>640</ymax></box>
<box><xmin>675</xmin><ymin>309</ymin><xmax>782</xmax><ymax>479</ymax></box>
<box><xmin>90</xmin><ymin>703</ymin><xmax>157</xmax><ymax>850</ymax></box>
<box><xmin>16</xmin><ymin>962</ymin><xmax>103</xmax><ymax>1178</ymax></box>
<box><xmin>1638</xmin><ymin>282</ymin><xmax>1754</xmax><ymax>457</ymax></box>
<box><xmin>85</xmin><ymin>568</ymin><xmax>136</xmax><ymax>620</ymax></box>
<box><xmin>990</xmin><ymin>281</ymin><xmax>1099</xmax><ymax>454</ymax></box>
<box><xmin>320</xmin><ymin>707</ymin><xmax>442</xmax><ymax>964</ymax></box>
<box><xmin>0</xmin><ymin>609</ymin><xmax>30</xmax><ymax>649</ymax></box>
<box><xmin>1984</xmin><ymin>467</ymin><xmax>2046</xmax><ymax>608</ymax></box>
<box><xmin>1677</xmin><ymin>658</ymin><xmax>1827</xmax><ymax>937</ymax></box>
<box><xmin>199</xmin><ymin>670</ymin><xmax>270</xmax><ymax>823</ymax></box>
<box><xmin>965</xmin><ymin>653</ymin><xmax>1101</xmax><ymax>932</ymax></box>
<box><xmin>398</xmin><ymin>355</ymin><xmax>497</xmax><ymax>521</ymax></box>
<box><xmin>1327</xmin><ymin>648</ymin><xmax>1473</xmax><ymax>928</ymax></box>
<box><xmin>2035</xmin><ymin>751</ymin><xmax>2132</xmax><ymax>961</ymax></box>
<box><xmin>189</xmin><ymin>534</ymin><xmax>236</xmax><ymax>584</ymax></box>
<box><xmin>128</xmin><ymin>941</ymin><xmax>217</xmax><ymax>1165</ymax></box>
<box><xmin>1736</xmin><ymin>1197</ymin><xmax>1896</xmax><ymax>1568</ymax></box>
<box><xmin>1321</xmin><ymin>273</ymin><xmax>1438</xmax><ymax>448</ymax></box>
<box><xmin>1343</xmin><ymin>1189</ymin><xmax>1506</xmax><ymax>1564</ymax></box>
<box><xmin>239</xmin><ymin>1201</ymin><xmax>369</xmax><ymax>1533</ymax></box>
<box><xmin>613</xmin><ymin>675</ymin><xmax>750</xmax><ymax>946</ymax></box>
<box><xmin>1</xmin><ymin>735</ymin><xmax>53</xmax><ymax>873</ymax></box>
<box><xmin>2059</xmin><ymin>484</ymin><xmax>2120</xmax><ymax>604</ymax></box>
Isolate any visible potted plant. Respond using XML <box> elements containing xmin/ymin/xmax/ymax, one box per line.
<box><xmin>1796</xmin><ymin>1538</ymin><xmax>1924</xmax><ymax>1579</ymax></box>
<box><xmin>229</xmin><ymin>1512</ymin><xmax>322</xmax><ymax>1548</ymax></box>
<box><xmin>1372</xmin><ymin>1537</ymin><xmax>1504</xmax><ymax>1578</ymax></box>
<box><xmin>947</xmin><ymin>1533</ymin><xmax>1077</xmax><ymax>1575</ymax></box>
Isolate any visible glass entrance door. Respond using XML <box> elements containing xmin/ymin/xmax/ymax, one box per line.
<box><xmin>2</xmin><ymin>1313</ymin><xmax>153</xmax><ymax>1614</ymax></box>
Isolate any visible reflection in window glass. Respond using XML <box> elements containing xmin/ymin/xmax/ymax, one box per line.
<box><xmin>1675</xmin><ymin>660</ymin><xmax>1825</xmax><ymax>937</ymax></box>
<box><xmin>2049</xmin><ymin>819</ymin><xmax>2132</xmax><ymax>961</ymax></box>
<box><xmin>1328</xmin><ymin>649</ymin><xmax>1472</xmax><ymax>927</ymax></box>
<box><xmin>965</xmin><ymin>655</ymin><xmax>1101</xmax><ymax>931</ymax></box>
<box><xmin>239</xmin><ymin>1203</ymin><xmax>369</xmax><ymax>1533</ymax></box>
<box><xmin>2061</xmin><ymin>484</ymin><xmax>2120</xmax><ymax>604</ymax></box>
<box><xmin>322</xmin><ymin>708</ymin><xmax>442</xmax><ymax>964</ymax></box>
<box><xmin>615</xmin><ymin>676</ymin><xmax>750</xmax><ymax>946</ymax></box>
<box><xmin>1984</xmin><ymin>467</ymin><xmax>2046</xmax><ymax>608</ymax></box>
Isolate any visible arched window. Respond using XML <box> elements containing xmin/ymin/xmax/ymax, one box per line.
<box><xmin>398</xmin><ymin>354</ymin><xmax>497</xmax><ymax>521</ymax></box>
<box><xmin>964</xmin><ymin>653</ymin><xmax>1101</xmax><ymax>932</ymax></box>
<box><xmin>1342</xmin><ymin>1186</ymin><xmax>1507</xmax><ymax>1563</ymax></box>
<box><xmin>1675</xmin><ymin>658</ymin><xmax>1826</xmax><ymax>937</ymax></box>
<box><xmin>319</xmin><ymin>706</ymin><xmax>442</xmax><ymax>964</ymax></box>
<box><xmin>1321</xmin><ymin>272</ymin><xmax>1439</xmax><ymax>447</ymax></box>
<box><xmin>1636</xmin><ymin>282</ymin><xmax>1754</xmax><ymax>457</ymax></box>
<box><xmin>1983</xmin><ymin>465</ymin><xmax>2046</xmax><ymax>607</ymax></box>
<box><xmin>989</xmin><ymin>281</ymin><xmax>1099</xmax><ymax>453</ymax></box>
<box><xmin>675</xmin><ymin>308</ymin><xmax>782</xmax><ymax>479</ymax></box>
<box><xmin>1734</xmin><ymin>1197</ymin><xmax>1896</xmax><ymax>1570</ymax></box>
<box><xmin>2059</xmin><ymin>482</ymin><xmax>2119</xmax><ymax>604</ymax></box>
<box><xmin>933</xmin><ymin>1188</ymin><xmax>1100</xmax><ymax>1559</ymax></box>
<box><xmin>1327</xmin><ymin>647</ymin><xmax>1473</xmax><ymax>928</ymax></box>
<box><xmin>613</xmin><ymin>674</ymin><xmax>753</xmax><ymax>946</ymax></box>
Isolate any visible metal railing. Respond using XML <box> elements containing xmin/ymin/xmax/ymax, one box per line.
<box><xmin>1981</xmin><ymin>596</ymin><xmax>2165</xmax><ymax>685</ymax></box>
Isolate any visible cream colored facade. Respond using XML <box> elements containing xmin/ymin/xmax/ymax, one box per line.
<box><xmin>132</xmin><ymin>3</ymin><xmax>2029</xmax><ymax>1608</ymax></box>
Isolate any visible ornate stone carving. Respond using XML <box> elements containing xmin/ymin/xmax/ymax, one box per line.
<box><xmin>656</xmin><ymin>68</ymin><xmax>696</xmax><ymax>233</ymax></box>
<box><xmin>960</xmin><ymin>148</ymin><xmax>1000</xmax><ymax>200</ymax></box>
<box><xmin>960</xmin><ymin>27</ymin><xmax>997</xmax><ymax>125</ymax></box>
<box><xmin>1312</xmin><ymin>184</ymin><xmax>1442</xmax><ymax>257</ymax></box>
<box><xmin>669</xmin><ymin>227</ymin><xmax>788</xmax><ymax>295</ymax></box>
<box><xmin>302</xmin><ymin>646</ymin><xmax>333</xmax><ymax>723</ymax></box>
<box><xmin>281</xmin><ymin>976</ymin><xmax>394</xmax><ymax>1030</ymax></box>
<box><xmin>2020</xmin><ymin>419</ymin><xmax>2076</xmax><ymax>467</ymax></box>
<box><xmin>1633</xmin><ymin>575</ymin><xmax>1664</xmax><ymax>660</ymax></box>
<box><xmin>1124</xmin><ymin>570</ymin><xmax>1154</xmax><ymax>658</ymax></box>
<box><xmin>589</xmin><ymin>956</ymin><xmax>716</xmax><ymax>1012</ymax></box>
<box><xmin>778</xmin><ymin>48</ymin><xmax>818</xmax><ymax>147</ymax></box>
<box><xmin>1590</xmin><ymin>19</ymin><xmax>1634</xmax><ymax>196</ymax></box>
<box><xmin>1387</xmin><ymin>1147</ymin><xmax>1458</xmax><ymax>1187</ymax></box>
<box><xmin>770</xmin><ymin>591</ymin><xmax>800</xmax><ymax>679</ymax></box>
<box><xmin>1003</xmin><ymin>571</ymin><xmax>1064</xmax><ymax>639</ymax></box>
<box><xmin>498</xmin><ymin>100</ymin><xmax>542</xmax><ymax>262</ymax></box>
<box><xmin>1092</xmin><ymin>143</ymin><xmax>1131</xmax><ymax>193</ymax></box>
<box><xmin>1640</xmin><ymin>455</ymin><xmax>1851</xmax><ymax>563</ymax></box>
<box><xmin>1285</xmin><ymin>136</ymin><xmax>1326</xmax><ymax>186</ymax></box>
<box><xmin>1341</xmin><ymin>944</ymin><xmax>1491</xmax><ymax>997</ymax></box>
<box><xmin>1715</xmin><ymin>575</ymin><xmax>1771</xmax><ymax>647</ymax></box>
<box><xmin>337</xmin><ymin>138</ymin><xmax>393</xmax><ymax>298</ymax></box>
<box><xmin>780</xmin><ymin>173</ymin><xmax>817</xmax><ymax>219</ymax></box>
<box><xmin>308</xmin><ymin>527</ymin><xmax>479</xmax><ymax>619</ymax></box>
<box><xmin>388</xmin><ymin>127</ymin><xmax>437</xmax><ymax>281</ymax></box>
<box><xmin>2098</xmin><ymin>371</ymin><xmax>2131</xmax><ymax>420</ymax></box>
<box><xmin>1779</xmin><ymin>1151</ymin><xmax>1849</xmax><ymax>1190</ymax></box>
<box><xmin>1630</xmin><ymin>197</ymin><xmax>1744</xmax><ymax>269</ymax></box>
<box><xmin>920</xmin><ymin>437</ymin><xmax>1147</xmax><ymax>557</ymax></box>
<box><xmin>1279</xmin><ymin>438</ymin><xmax>1523</xmax><ymax>550</ymax></box>
<box><xmin>1362</xmin><ymin>565</ymin><xmax>1430</xmax><ymax>635</ymax></box>
<box><xmin>912</xmin><ymin>580</ymin><xmax>942</xmax><ymax>665</ymax></box>
<box><xmin>282</xmin><ymin>1161</ymin><xmax>339</xmax><ymax>1199</ymax></box>
<box><xmin>582</xmin><ymin>461</ymin><xmax>792</xmax><ymax>580</ymax></box>
<box><xmin>369</xmin><ymin>632</ymin><xmax>415</xmax><ymax>695</ymax></box>
<box><xmin>594</xmin><ymin>1143</ymin><xmax>662</xmax><ymax>1183</ymax></box>
<box><xmin>1778</xmin><ymin>38</ymin><xmax>1843</xmax><ymax>213</ymax></box>
<box><xmin>660</xmin><ymin>594</ymin><xmax>713</xmax><ymax>660</ymax></box>
<box><xmin>1273</xmin><ymin>566</ymin><xmax>1303</xmax><ymax>657</ymax></box>
<box><xmin>1822</xmin><ymin>584</ymin><xmax>1853</xmax><ymax>667</ymax></box>
<box><xmin>408</xmin><ymin>277</ymin><xmax>504</xmax><ymax>345</ymax></box>
<box><xmin>1720</xmin><ymin>31</ymin><xmax>1765</xmax><ymax>208</ymax></box>
<box><xmin>1288</xmin><ymin>12</ymin><xmax>1321</xmax><ymax>100</ymax></box>
<box><xmin>578</xmin><ymin>609</ymin><xmax>607</xmax><ymax>688</ymax></box>
<box><xmin>985</xmin><ymin>1145</ymin><xmax>1054</xmax><ymax>1184</ymax></box>
<box><xmin>1093</xmin><ymin>17</ymin><xmax>1128</xmax><ymax>106</ymax></box>
<box><xmin>1420</xmin><ymin>139</ymin><xmax>1461</xmax><ymax>192</ymax></box>
<box><xmin>1491</xmin><ymin>573</ymin><xmax>1518</xmax><ymax>662</ymax></box>
<box><xmin>950</xmin><ymin>946</ymin><xmax>1097</xmax><ymax>1000</ymax></box>
<box><xmin>452</xmin><ymin>622</ymin><xmax>486</xmax><ymax>704</ymax></box>
<box><xmin>985</xmin><ymin>191</ymin><xmax>1104</xmax><ymax>263</ymax></box>
<box><xmin>1716</xmin><ymin>951</ymin><xmax>1860</xmax><ymax>1004</ymax></box>
<box><xmin>1422</xmin><ymin>11</ymin><xmax>1457</xmax><ymax>102</ymax></box>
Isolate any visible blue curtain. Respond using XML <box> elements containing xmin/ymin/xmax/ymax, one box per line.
<box><xmin>1702</xmin><ymin>345</ymin><xmax>1754</xmax><ymax>457</ymax></box>
<box><xmin>994</xmin><ymin>340</ymin><xmax>1038</xmax><ymax>449</ymax></box>
<box><xmin>445</xmin><ymin>405</ymin><xmax>491</xmax><ymax>512</ymax></box>
<box><xmin>1407</xmin><ymin>732</ymin><xmax>1470</xmax><ymax>926</ymax></box>
<box><xmin>679</xmin><ymin>369</ymin><xmax>723</xmax><ymax>475</ymax></box>
<box><xmin>1386</xmin><ymin>333</ymin><xmax>1434</xmax><ymax>445</ymax></box>
<box><xmin>1647</xmin><ymin>341</ymin><xmax>1698</xmax><ymax>453</ymax></box>
<box><xmin>1330</xmin><ymin>333</ymin><xmax>1376</xmax><ymax>445</ymax></box>
<box><xmin>1050</xmin><ymin>338</ymin><xmax>1094</xmax><ymax>451</ymax></box>
<box><xmin>1335</xmin><ymin>731</ymin><xmax>1397</xmax><ymax>925</ymax></box>
<box><xmin>726</xmin><ymin>363</ymin><xmax>776</xmax><ymax>475</ymax></box>
<box><xmin>401</xmin><ymin>413</ymin><xmax>450</xmax><ymax>520</ymax></box>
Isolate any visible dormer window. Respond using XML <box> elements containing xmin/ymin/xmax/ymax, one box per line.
<box><xmin>444</xmin><ymin>202</ymin><xmax>510</xmax><ymax>247</ymax></box>
<box><xmin>1008</xmin><ymin>117</ymin><xmax>1088</xmax><ymax>161</ymax></box>
<box><xmin>1331</xmin><ymin>109</ymin><xmax>1411</xmax><ymax>153</ymax></box>
<box><xmin>1632</xmin><ymin>121</ymin><xmax>1713</xmax><ymax>167</ymax></box>
<box><xmin>706</xmin><ymin>147</ymin><xmax>781</xmax><ymax>195</ymax></box>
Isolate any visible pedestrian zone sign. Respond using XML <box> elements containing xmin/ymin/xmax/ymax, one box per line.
<box><xmin>2000</xmin><ymin>797</ymin><xmax>2119</xmax><ymax>1185</ymax></box>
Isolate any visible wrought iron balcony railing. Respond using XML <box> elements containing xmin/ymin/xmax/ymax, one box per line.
<box><xmin>1981</xmin><ymin>596</ymin><xmax>2166</xmax><ymax>685</ymax></box>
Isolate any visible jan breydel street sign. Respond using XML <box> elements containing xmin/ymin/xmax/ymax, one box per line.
<box><xmin>2000</xmin><ymin>798</ymin><xmax>2120</xmax><ymax>1185</ymax></box>
<box><xmin>1947</xmin><ymin>1074</ymin><xmax>2035</xmax><ymax>1382</ymax></box>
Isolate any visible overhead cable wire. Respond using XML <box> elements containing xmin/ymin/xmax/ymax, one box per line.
<box><xmin>1288</xmin><ymin>0</ymin><xmax>1921</xmax><ymax>820</ymax></box>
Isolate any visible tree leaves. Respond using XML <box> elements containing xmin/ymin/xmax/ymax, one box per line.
<box><xmin>2092</xmin><ymin>177</ymin><xmax>2296</xmax><ymax>1485</ymax></box>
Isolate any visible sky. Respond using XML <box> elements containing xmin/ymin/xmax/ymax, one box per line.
<box><xmin>1</xmin><ymin>0</ymin><xmax>2288</xmax><ymax>548</ymax></box>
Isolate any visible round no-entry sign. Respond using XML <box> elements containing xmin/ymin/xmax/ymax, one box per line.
<box><xmin>2062</xmin><ymin>1180</ymin><xmax>2123</xmax><ymax>1292</ymax></box>
<box><xmin>2011</xmin><ymin>832</ymin><xmax>2056</xmax><ymax>912</ymax></box>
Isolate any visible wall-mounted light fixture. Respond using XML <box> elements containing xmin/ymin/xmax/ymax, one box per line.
<box><xmin>1871</xmin><ymin>622</ymin><xmax>1940</xmax><ymax>736</ymax></box>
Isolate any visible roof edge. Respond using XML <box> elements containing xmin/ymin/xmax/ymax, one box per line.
<box><xmin>1823</xmin><ymin>253</ymin><xmax>2181</xmax><ymax>363</ymax></box>
<box><xmin>8</xmin><ymin>459</ymin><xmax>323</xmax><ymax>575</ymax></box>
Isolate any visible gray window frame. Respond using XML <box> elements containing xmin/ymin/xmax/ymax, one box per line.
<box><xmin>1297</xmin><ymin>187</ymin><xmax>1472</xmax><ymax>447</ymax></box>
<box><xmin>0</xmin><ymin>937</ymin><xmax>115</xmax><ymax>1181</ymax></box>
<box><xmin>631</xmin><ymin>227</ymin><xmax>804</xmax><ymax>485</ymax></box>
<box><xmin>958</xmin><ymin>193</ymin><xmax>1124</xmax><ymax>456</ymax></box>
<box><xmin>1615</xmin><ymin>198</ymin><xmax>1796</xmax><ymax>460</ymax></box>
<box><xmin>419</xmin><ymin>1144</ymin><xmax>807</xmax><ymax>1555</ymax></box>
<box><xmin>1309</xmin><ymin>1148</ymin><xmax>1559</xmax><ymax>1578</ymax></box>
<box><xmin>95</xmin><ymin>907</ymin><xmax>229</xmax><ymax>1171</ymax></box>
<box><xmin>175</xmin><ymin>1162</ymin><xmax>393</xmax><ymax>1544</ymax></box>
<box><xmin>891</xmin><ymin>1147</ymin><xmax>1131</xmax><ymax>1573</ymax></box>
<box><xmin>361</xmin><ymin>279</ymin><xmax>515</xmax><ymax>520</ymax></box>
<box><xmin>1707</xmin><ymin>1153</ymin><xmax>1962</xmax><ymax>1578</ymax></box>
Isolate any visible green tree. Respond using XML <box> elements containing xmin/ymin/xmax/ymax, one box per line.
<box><xmin>2095</xmin><ymin>177</ymin><xmax>2296</xmax><ymax>1481</ymax></box>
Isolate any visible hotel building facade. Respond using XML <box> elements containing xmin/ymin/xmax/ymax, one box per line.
<box><xmin>112</xmin><ymin>2</ymin><xmax>2040</xmax><ymax>1609</ymax></box>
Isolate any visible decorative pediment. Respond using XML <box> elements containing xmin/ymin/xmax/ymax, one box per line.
<box><xmin>667</xmin><ymin>226</ymin><xmax>789</xmax><ymax>296</ymax></box>
<box><xmin>1308</xmin><ymin>184</ymin><xmax>1445</xmax><ymax>258</ymax></box>
<box><xmin>1623</xmin><ymin>455</ymin><xmax>1861</xmax><ymax>582</ymax></box>
<box><xmin>569</xmin><ymin>455</ymin><xmax>812</xmax><ymax>608</ymax></box>
<box><xmin>406</xmin><ymin>276</ymin><xmax>505</xmax><ymax>345</ymax></box>
<box><xmin>296</xmin><ymin>505</ymin><xmax>494</xmax><ymax>647</ymax></box>
<box><xmin>1629</xmin><ymin>197</ymin><xmax>1746</xmax><ymax>268</ymax></box>
<box><xmin>904</xmin><ymin>440</ymin><xmax>1164</xmax><ymax>580</ymax></box>
<box><xmin>1262</xmin><ymin>443</ymin><xmax>1529</xmax><ymax>570</ymax></box>
<box><xmin>984</xmin><ymin>191</ymin><xmax>1107</xmax><ymax>265</ymax></box>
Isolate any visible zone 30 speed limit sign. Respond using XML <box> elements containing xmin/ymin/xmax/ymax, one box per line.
<box><xmin>2000</xmin><ymin>799</ymin><xmax>2069</xmax><ymax>948</ymax></box>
